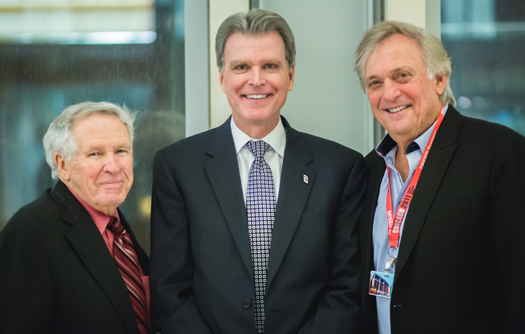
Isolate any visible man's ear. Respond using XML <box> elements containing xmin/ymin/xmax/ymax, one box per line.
<box><xmin>287</xmin><ymin>64</ymin><xmax>295</xmax><ymax>91</ymax></box>
<box><xmin>54</xmin><ymin>152</ymin><xmax>70</xmax><ymax>182</ymax></box>
<box><xmin>219</xmin><ymin>67</ymin><xmax>227</xmax><ymax>94</ymax></box>
<box><xmin>435</xmin><ymin>74</ymin><xmax>447</xmax><ymax>95</ymax></box>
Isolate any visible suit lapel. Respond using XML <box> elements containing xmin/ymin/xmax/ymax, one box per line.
<box><xmin>394</xmin><ymin>107</ymin><xmax>461</xmax><ymax>282</ymax></box>
<box><xmin>51</xmin><ymin>181</ymin><xmax>138</xmax><ymax>334</ymax></box>
<box><xmin>204</xmin><ymin>118</ymin><xmax>253</xmax><ymax>278</ymax></box>
<box><xmin>360</xmin><ymin>152</ymin><xmax>385</xmax><ymax>330</ymax></box>
<box><xmin>362</xmin><ymin>154</ymin><xmax>386</xmax><ymax>273</ymax></box>
<box><xmin>266</xmin><ymin>118</ymin><xmax>315</xmax><ymax>289</ymax></box>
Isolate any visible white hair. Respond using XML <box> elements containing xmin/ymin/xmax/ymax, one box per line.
<box><xmin>43</xmin><ymin>101</ymin><xmax>135</xmax><ymax>179</ymax></box>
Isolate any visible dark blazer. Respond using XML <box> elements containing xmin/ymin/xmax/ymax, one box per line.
<box><xmin>150</xmin><ymin>116</ymin><xmax>365</xmax><ymax>334</ymax></box>
<box><xmin>0</xmin><ymin>180</ymin><xmax>149</xmax><ymax>334</ymax></box>
<box><xmin>360</xmin><ymin>106</ymin><xmax>525</xmax><ymax>334</ymax></box>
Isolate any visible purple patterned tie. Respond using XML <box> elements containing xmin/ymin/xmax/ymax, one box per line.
<box><xmin>245</xmin><ymin>140</ymin><xmax>276</xmax><ymax>334</ymax></box>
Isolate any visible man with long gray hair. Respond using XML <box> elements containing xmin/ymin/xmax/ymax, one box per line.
<box><xmin>150</xmin><ymin>8</ymin><xmax>365</xmax><ymax>334</ymax></box>
<box><xmin>0</xmin><ymin>102</ymin><xmax>150</xmax><ymax>334</ymax></box>
<box><xmin>355</xmin><ymin>21</ymin><xmax>525</xmax><ymax>333</ymax></box>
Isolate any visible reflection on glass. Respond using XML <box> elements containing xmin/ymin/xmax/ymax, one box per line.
<box><xmin>0</xmin><ymin>0</ymin><xmax>185</xmax><ymax>253</ymax></box>
<box><xmin>0</xmin><ymin>0</ymin><xmax>156</xmax><ymax>44</ymax></box>
<box><xmin>441</xmin><ymin>0</ymin><xmax>525</xmax><ymax>135</ymax></box>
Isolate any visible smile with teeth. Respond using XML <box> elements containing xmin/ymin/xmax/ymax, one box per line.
<box><xmin>244</xmin><ymin>94</ymin><xmax>270</xmax><ymax>99</ymax></box>
<box><xmin>387</xmin><ymin>105</ymin><xmax>410</xmax><ymax>113</ymax></box>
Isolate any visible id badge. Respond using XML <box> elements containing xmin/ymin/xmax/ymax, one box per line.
<box><xmin>369</xmin><ymin>271</ymin><xmax>394</xmax><ymax>299</ymax></box>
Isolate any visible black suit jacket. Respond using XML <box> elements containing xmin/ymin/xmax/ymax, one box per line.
<box><xmin>150</xmin><ymin>116</ymin><xmax>365</xmax><ymax>334</ymax></box>
<box><xmin>360</xmin><ymin>106</ymin><xmax>525</xmax><ymax>334</ymax></box>
<box><xmin>0</xmin><ymin>180</ymin><xmax>149</xmax><ymax>334</ymax></box>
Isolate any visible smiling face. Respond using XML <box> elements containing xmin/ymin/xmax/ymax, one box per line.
<box><xmin>364</xmin><ymin>34</ymin><xmax>447</xmax><ymax>148</ymax></box>
<box><xmin>55</xmin><ymin>113</ymin><xmax>133</xmax><ymax>215</ymax></box>
<box><xmin>219</xmin><ymin>31</ymin><xmax>295</xmax><ymax>139</ymax></box>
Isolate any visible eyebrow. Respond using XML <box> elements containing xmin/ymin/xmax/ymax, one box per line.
<box><xmin>85</xmin><ymin>143</ymin><xmax>132</xmax><ymax>152</ymax></box>
<box><xmin>365</xmin><ymin>66</ymin><xmax>414</xmax><ymax>82</ymax></box>
<box><xmin>229</xmin><ymin>59</ymin><xmax>284</xmax><ymax>68</ymax></box>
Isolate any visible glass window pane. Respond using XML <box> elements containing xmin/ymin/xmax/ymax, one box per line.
<box><xmin>0</xmin><ymin>0</ymin><xmax>156</xmax><ymax>44</ymax></box>
<box><xmin>0</xmin><ymin>0</ymin><xmax>185</xmax><ymax>253</ymax></box>
<box><xmin>441</xmin><ymin>0</ymin><xmax>525</xmax><ymax>136</ymax></box>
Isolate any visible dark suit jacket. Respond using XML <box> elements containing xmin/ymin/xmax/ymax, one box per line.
<box><xmin>150</xmin><ymin>116</ymin><xmax>365</xmax><ymax>334</ymax></box>
<box><xmin>0</xmin><ymin>180</ymin><xmax>149</xmax><ymax>334</ymax></box>
<box><xmin>360</xmin><ymin>106</ymin><xmax>525</xmax><ymax>334</ymax></box>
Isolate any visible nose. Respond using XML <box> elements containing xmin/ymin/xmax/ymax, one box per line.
<box><xmin>103</xmin><ymin>153</ymin><xmax>120</xmax><ymax>173</ymax></box>
<box><xmin>383</xmin><ymin>79</ymin><xmax>400</xmax><ymax>101</ymax></box>
<box><xmin>248</xmin><ymin>67</ymin><xmax>265</xmax><ymax>86</ymax></box>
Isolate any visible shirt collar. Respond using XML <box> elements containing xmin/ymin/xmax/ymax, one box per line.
<box><xmin>230</xmin><ymin>116</ymin><xmax>286</xmax><ymax>157</ymax></box>
<box><xmin>375</xmin><ymin>103</ymin><xmax>449</xmax><ymax>158</ymax></box>
<box><xmin>68</xmin><ymin>188</ymin><xmax>120</xmax><ymax>235</ymax></box>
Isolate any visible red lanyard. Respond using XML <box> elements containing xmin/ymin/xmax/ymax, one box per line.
<box><xmin>386</xmin><ymin>105</ymin><xmax>445</xmax><ymax>249</ymax></box>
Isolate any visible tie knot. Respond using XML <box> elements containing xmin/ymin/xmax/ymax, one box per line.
<box><xmin>107</xmin><ymin>217</ymin><xmax>125</xmax><ymax>235</ymax></box>
<box><xmin>245</xmin><ymin>140</ymin><xmax>270</xmax><ymax>160</ymax></box>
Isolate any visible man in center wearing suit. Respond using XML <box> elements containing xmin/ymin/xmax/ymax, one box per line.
<box><xmin>150</xmin><ymin>8</ymin><xmax>365</xmax><ymax>334</ymax></box>
<box><xmin>354</xmin><ymin>21</ymin><xmax>525</xmax><ymax>333</ymax></box>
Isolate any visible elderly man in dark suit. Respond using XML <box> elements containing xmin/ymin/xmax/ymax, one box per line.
<box><xmin>150</xmin><ymin>8</ymin><xmax>365</xmax><ymax>334</ymax></box>
<box><xmin>355</xmin><ymin>21</ymin><xmax>525</xmax><ymax>334</ymax></box>
<box><xmin>0</xmin><ymin>102</ymin><xmax>150</xmax><ymax>334</ymax></box>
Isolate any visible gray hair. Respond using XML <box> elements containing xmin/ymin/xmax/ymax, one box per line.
<box><xmin>216</xmin><ymin>8</ymin><xmax>296</xmax><ymax>72</ymax></box>
<box><xmin>354</xmin><ymin>21</ymin><xmax>456</xmax><ymax>107</ymax></box>
<box><xmin>43</xmin><ymin>101</ymin><xmax>136</xmax><ymax>179</ymax></box>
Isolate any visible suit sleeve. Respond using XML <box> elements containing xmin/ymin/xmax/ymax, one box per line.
<box><xmin>0</xmin><ymin>224</ymin><xmax>54</xmax><ymax>333</ymax></box>
<box><xmin>489</xmin><ymin>131</ymin><xmax>525</xmax><ymax>333</ymax></box>
<box><xmin>298</xmin><ymin>154</ymin><xmax>366</xmax><ymax>334</ymax></box>
<box><xmin>149</xmin><ymin>150</ymin><xmax>213</xmax><ymax>334</ymax></box>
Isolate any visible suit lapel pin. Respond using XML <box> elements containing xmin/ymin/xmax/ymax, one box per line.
<box><xmin>303</xmin><ymin>174</ymin><xmax>308</xmax><ymax>184</ymax></box>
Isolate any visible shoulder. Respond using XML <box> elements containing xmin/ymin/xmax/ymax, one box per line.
<box><xmin>282</xmin><ymin>115</ymin><xmax>363</xmax><ymax>163</ymax></box>
<box><xmin>160</xmin><ymin>127</ymin><xmax>218</xmax><ymax>156</ymax></box>
<box><xmin>153</xmin><ymin>128</ymin><xmax>218</xmax><ymax>173</ymax></box>
<box><xmin>295</xmin><ymin>130</ymin><xmax>364</xmax><ymax>163</ymax></box>
<box><xmin>2</xmin><ymin>189</ymin><xmax>61</xmax><ymax>235</ymax></box>
<box><xmin>461</xmin><ymin>114</ymin><xmax>523</xmax><ymax>137</ymax></box>
<box><xmin>152</xmin><ymin>125</ymin><xmax>228</xmax><ymax>180</ymax></box>
<box><xmin>456</xmin><ymin>114</ymin><xmax>525</xmax><ymax>153</ymax></box>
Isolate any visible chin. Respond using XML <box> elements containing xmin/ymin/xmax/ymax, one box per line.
<box><xmin>97</xmin><ymin>194</ymin><xmax>127</xmax><ymax>207</ymax></box>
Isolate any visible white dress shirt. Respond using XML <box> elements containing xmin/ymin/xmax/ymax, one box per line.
<box><xmin>230</xmin><ymin>117</ymin><xmax>286</xmax><ymax>204</ymax></box>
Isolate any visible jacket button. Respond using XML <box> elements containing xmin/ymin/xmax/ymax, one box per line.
<box><xmin>243</xmin><ymin>299</ymin><xmax>252</xmax><ymax>309</ymax></box>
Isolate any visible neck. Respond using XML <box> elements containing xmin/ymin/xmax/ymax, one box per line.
<box><xmin>393</xmin><ymin>138</ymin><xmax>414</xmax><ymax>157</ymax></box>
<box><xmin>233</xmin><ymin>116</ymin><xmax>279</xmax><ymax>140</ymax></box>
<box><xmin>395</xmin><ymin>148</ymin><xmax>410</xmax><ymax>183</ymax></box>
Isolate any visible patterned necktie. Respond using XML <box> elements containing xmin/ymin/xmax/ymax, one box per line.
<box><xmin>245</xmin><ymin>140</ymin><xmax>276</xmax><ymax>334</ymax></box>
<box><xmin>107</xmin><ymin>217</ymin><xmax>149</xmax><ymax>334</ymax></box>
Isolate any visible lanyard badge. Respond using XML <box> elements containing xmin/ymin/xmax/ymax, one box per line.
<box><xmin>369</xmin><ymin>105</ymin><xmax>446</xmax><ymax>299</ymax></box>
